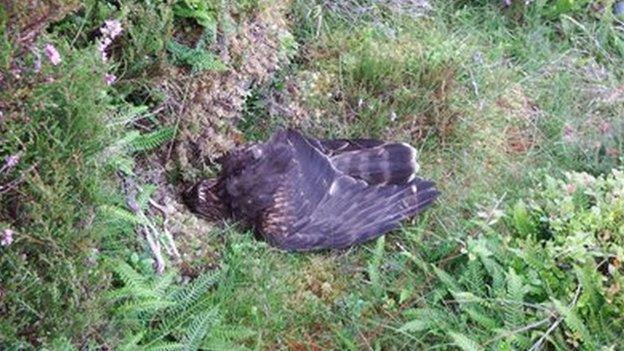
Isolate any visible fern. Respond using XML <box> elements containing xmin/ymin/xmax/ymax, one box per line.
<box><xmin>117</xmin><ymin>299</ymin><xmax>176</xmax><ymax>316</ymax></box>
<box><xmin>181</xmin><ymin>309</ymin><xmax>219</xmax><ymax>351</ymax></box>
<box><xmin>398</xmin><ymin>168</ymin><xmax>624</xmax><ymax>349</ymax></box>
<box><xmin>167</xmin><ymin>41</ymin><xmax>226</xmax><ymax>73</ymax></box>
<box><xmin>110</xmin><ymin>262</ymin><xmax>248</xmax><ymax>350</ymax></box>
<box><xmin>129</xmin><ymin>127</ymin><xmax>176</xmax><ymax>153</ymax></box>
<box><xmin>433</xmin><ymin>265</ymin><xmax>461</xmax><ymax>293</ymax></box>
<box><xmin>400</xmin><ymin>308</ymin><xmax>451</xmax><ymax>333</ymax></box>
<box><xmin>100</xmin><ymin>205</ymin><xmax>146</xmax><ymax>226</ymax></box>
<box><xmin>142</xmin><ymin>342</ymin><xmax>185</xmax><ymax>351</ymax></box>
<box><xmin>553</xmin><ymin>298</ymin><xmax>596</xmax><ymax>349</ymax></box>
<box><xmin>170</xmin><ymin>271</ymin><xmax>220</xmax><ymax>313</ymax></box>
<box><xmin>449</xmin><ymin>332</ymin><xmax>482</xmax><ymax>351</ymax></box>
<box><xmin>118</xmin><ymin>332</ymin><xmax>146</xmax><ymax>351</ymax></box>
<box><xmin>460</xmin><ymin>302</ymin><xmax>500</xmax><ymax>330</ymax></box>
<box><xmin>511</xmin><ymin>200</ymin><xmax>537</xmax><ymax>238</ymax></box>
<box><xmin>504</xmin><ymin>268</ymin><xmax>526</xmax><ymax>327</ymax></box>
<box><xmin>108</xmin><ymin>105</ymin><xmax>150</xmax><ymax>127</ymax></box>
<box><xmin>173</xmin><ymin>0</ymin><xmax>218</xmax><ymax>28</ymax></box>
<box><xmin>463</xmin><ymin>258</ymin><xmax>486</xmax><ymax>297</ymax></box>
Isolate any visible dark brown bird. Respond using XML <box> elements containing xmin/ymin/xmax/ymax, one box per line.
<box><xmin>183</xmin><ymin>128</ymin><xmax>439</xmax><ymax>251</ymax></box>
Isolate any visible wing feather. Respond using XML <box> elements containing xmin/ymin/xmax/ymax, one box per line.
<box><xmin>274</xmin><ymin>175</ymin><xmax>439</xmax><ymax>251</ymax></box>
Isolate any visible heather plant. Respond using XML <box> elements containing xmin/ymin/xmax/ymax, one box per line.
<box><xmin>0</xmin><ymin>3</ymin><xmax>175</xmax><ymax>346</ymax></box>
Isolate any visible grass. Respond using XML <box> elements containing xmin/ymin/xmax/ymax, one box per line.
<box><xmin>1</xmin><ymin>0</ymin><xmax>624</xmax><ymax>349</ymax></box>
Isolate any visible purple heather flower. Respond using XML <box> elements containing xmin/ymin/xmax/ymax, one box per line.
<box><xmin>599</xmin><ymin>121</ymin><xmax>612</xmax><ymax>135</ymax></box>
<box><xmin>98</xmin><ymin>38</ymin><xmax>112</xmax><ymax>61</ymax></box>
<box><xmin>104</xmin><ymin>73</ymin><xmax>116</xmax><ymax>85</ymax></box>
<box><xmin>1</xmin><ymin>154</ymin><xmax>20</xmax><ymax>174</ymax></box>
<box><xmin>4</xmin><ymin>154</ymin><xmax>20</xmax><ymax>169</ymax></box>
<box><xmin>44</xmin><ymin>43</ymin><xmax>61</xmax><ymax>65</ymax></box>
<box><xmin>563</xmin><ymin>125</ymin><xmax>576</xmax><ymax>141</ymax></box>
<box><xmin>33</xmin><ymin>49</ymin><xmax>42</xmax><ymax>72</ymax></box>
<box><xmin>98</xmin><ymin>20</ymin><xmax>123</xmax><ymax>62</ymax></box>
<box><xmin>101</xmin><ymin>19</ymin><xmax>123</xmax><ymax>40</ymax></box>
<box><xmin>1</xmin><ymin>229</ymin><xmax>14</xmax><ymax>246</ymax></box>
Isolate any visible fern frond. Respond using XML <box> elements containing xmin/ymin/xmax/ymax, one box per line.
<box><xmin>110</xmin><ymin>261</ymin><xmax>227</xmax><ymax>349</ymax></box>
<box><xmin>170</xmin><ymin>271</ymin><xmax>220</xmax><ymax>313</ymax></box>
<box><xmin>449</xmin><ymin>332</ymin><xmax>483</xmax><ymax>351</ymax></box>
<box><xmin>207</xmin><ymin>326</ymin><xmax>255</xmax><ymax>342</ymax></box>
<box><xmin>201</xmin><ymin>339</ymin><xmax>248</xmax><ymax>351</ymax></box>
<box><xmin>107</xmin><ymin>285</ymin><xmax>162</xmax><ymax>302</ymax></box>
<box><xmin>480</xmin><ymin>256</ymin><xmax>506</xmax><ymax>295</ymax></box>
<box><xmin>173</xmin><ymin>0</ymin><xmax>217</xmax><ymax>28</ymax></box>
<box><xmin>181</xmin><ymin>308</ymin><xmax>220</xmax><ymax>351</ymax></box>
<box><xmin>143</xmin><ymin>342</ymin><xmax>185</xmax><ymax>351</ymax></box>
<box><xmin>502</xmin><ymin>268</ymin><xmax>532</xmax><ymax>348</ymax></box>
<box><xmin>118</xmin><ymin>331</ymin><xmax>146</xmax><ymax>351</ymax></box>
<box><xmin>129</xmin><ymin>127</ymin><xmax>175</xmax><ymax>153</ymax></box>
<box><xmin>153</xmin><ymin>271</ymin><xmax>177</xmax><ymax>297</ymax></box>
<box><xmin>108</xmin><ymin>105</ymin><xmax>150</xmax><ymax>127</ymax></box>
<box><xmin>99</xmin><ymin>205</ymin><xmax>146</xmax><ymax>225</ymax></box>
<box><xmin>553</xmin><ymin>298</ymin><xmax>595</xmax><ymax>349</ymax></box>
<box><xmin>434</xmin><ymin>265</ymin><xmax>461</xmax><ymax>293</ymax></box>
<box><xmin>116</xmin><ymin>299</ymin><xmax>176</xmax><ymax>316</ymax></box>
<box><xmin>401</xmin><ymin>307</ymin><xmax>452</xmax><ymax>334</ymax></box>
<box><xmin>111</xmin><ymin>261</ymin><xmax>150</xmax><ymax>290</ymax></box>
<box><xmin>464</xmin><ymin>305</ymin><xmax>500</xmax><ymax>330</ymax></box>
<box><xmin>463</xmin><ymin>259</ymin><xmax>486</xmax><ymax>296</ymax></box>
<box><xmin>167</xmin><ymin>41</ymin><xmax>227</xmax><ymax>73</ymax></box>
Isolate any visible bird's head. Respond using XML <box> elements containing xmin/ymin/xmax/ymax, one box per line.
<box><xmin>182</xmin><ymin>178</ymin><xmax>228</xmax><ymax>221</ymax></box>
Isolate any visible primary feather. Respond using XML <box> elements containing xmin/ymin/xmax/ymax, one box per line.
<box><xmin>184</xmin><ymin>128</ymin><xmax>439</xmax><ymax>251</ymax></box>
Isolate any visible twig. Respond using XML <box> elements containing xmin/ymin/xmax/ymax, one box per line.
<box><xmin>0</xmin><ymin>163</ymin><xmax>37</xmax><ymax>194</ymax></box>
<box><xmin>482</xmin><ymin>191</ymin><xmax>507</xmax><ymax>226</ymax></box>
<box><xmin>484</xmin><ymin>317</ymin><xmax>551</xmax><ymax>346</ymax></box>
<box><xmin>149</xmin><ymin>198</ymin><xmax>181</xmax><ymax>260</ymax></box>
<box><xmin>528</xmin><ymin>284</ymin><xmax>582</xmax><ymax>351</ymax></box>
<box><xmin>451</xmin><ymin>296</ymin><xmax>557</xmax><ymax>316</ymax></box>
<box><xmin>141</xmin><ymin>225</ymin><xmax>165</xmax><ymax>275</ymax></box>
<box><xmin>121</xmin><ymin>175</ymin><xmax>167</xmax><ymax>274</ymax></box>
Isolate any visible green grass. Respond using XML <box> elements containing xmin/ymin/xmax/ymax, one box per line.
<box><xmin>1</xmin><ymin>0</ymin><xmax>624</xmax><ymax>349</ymax></box>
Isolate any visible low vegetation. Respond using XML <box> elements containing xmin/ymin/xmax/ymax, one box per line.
<box><xmin>1</xmin><ymin>0</ymin><xmax>623</xmax><ymax>349</ymax></box>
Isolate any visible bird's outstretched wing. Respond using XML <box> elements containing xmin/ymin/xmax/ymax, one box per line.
<box><xmin>260</xmin><ymin>129</ymin><xmax>439</xmax><ymax>251</ymax></box>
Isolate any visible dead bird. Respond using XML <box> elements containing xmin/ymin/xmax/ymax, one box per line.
<box><xmin>183</xmin><ymin>128</ymin><xmax>439</xmax><ymax>251</ymax></box>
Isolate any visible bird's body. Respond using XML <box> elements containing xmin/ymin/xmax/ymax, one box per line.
<box><xmin>183</xmin><ymin>129</ymin><xmax>439</xmax><ymax>251</ymax></box>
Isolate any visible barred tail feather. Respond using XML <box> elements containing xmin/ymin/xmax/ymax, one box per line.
<box><xmin>330</xmin><ymin>142</ymin><xmax>419</xmax><ymax>185</ymax></box>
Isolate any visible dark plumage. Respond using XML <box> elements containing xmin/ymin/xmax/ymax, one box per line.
<box><xmin>183</xmin><ymin>128</ymin><xmax>439</xmax><ymax>251</ymax></box>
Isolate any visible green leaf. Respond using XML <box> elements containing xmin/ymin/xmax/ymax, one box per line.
<box><xmin>167</xmin><ymin>41</ymin><xmax>227</xmax><ymax>73</ymax></box>
<box><xmin>512</xmin><ymin>200</ymin><xmax>537</xmax><ymax>237</ymax></box>
<box><xmin>449</xmin><ymin>332</ymin><xmax>482</xmax><ymax>351</ymax></box>
<box><xmin>129</xmin><ymin>127</ymin><xmax>176</xmax><ymax>153</ymax></box>
<box><xmin>182</xmin><ymin>309</ymin><xmax>220</xmax><ymax>350</ymax></box>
